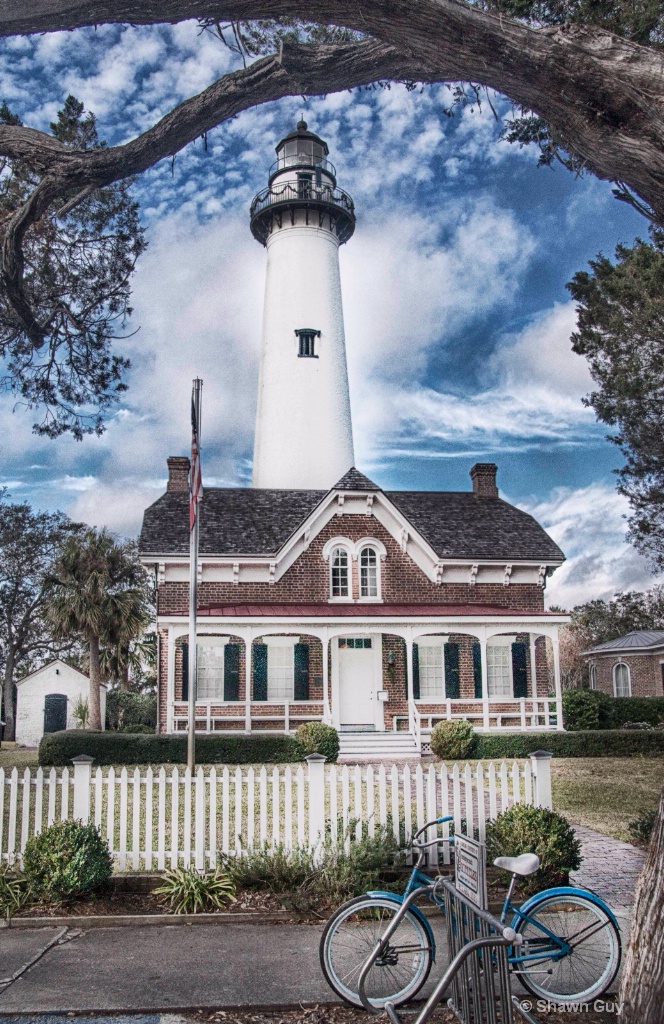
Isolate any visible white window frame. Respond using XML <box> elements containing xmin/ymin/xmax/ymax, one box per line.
<box><xmin>613</xmin><ymin>661</ymin><xmax>631</xmax><ymax>697</ymax></box>
<box><xmin>195</xmin><ymin>636</ymin><xmax>228</xmax><ymax>701</ymax></box>
<box><xmin>589</xmin><ymin>663</ymin><xmax>598</xmax><ymax>690</ymax></box>
<box><xmin>486</xmin><ymin>636</ymin><xmax>516</xmax><ymax>699</ymax></box>
<box><xmin>415</xmin><ymin>636</ymin><xmax>446</xmax><ymax>701</ymax></box>
<box><xmin>264</xmin><ymin>636</ymin><xmax>299</xmax><ymax>702</ymax></box>
<box><xmin>358</xmin><ymin>545</ymin><xmax>380</xmax><ymax>601</ymax></box>
<box><xmin>329</xmin><ymin>545</ymin><xmax>351</xmax><ymax>600</ymax></box>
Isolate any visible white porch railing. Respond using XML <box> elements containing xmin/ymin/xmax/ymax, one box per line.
<box><xmin>1</xmin><ymin>753</ymin><xmax>553</xmax><ymax>871</ymax></box>
<box><xmin>170</xmin><ymin>700</ymin><xmax>325</xmax><ymax>733</ymax></box>
<box><xmin>396</xmin><ymin>697</ymin><xmax>561</xmax><ymax>738</ymax></box>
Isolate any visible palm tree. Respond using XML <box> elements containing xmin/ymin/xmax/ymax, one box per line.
<box><xmin>46</xmin><ymin>529</ymin><xmax>149</xmax><ymax>730</ymax></box>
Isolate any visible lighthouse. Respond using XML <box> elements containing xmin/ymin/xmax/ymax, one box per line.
<box><xmin>250</xmin><ymin>121</ymin><xmax>356</xmax><ymax>489</ymax></box>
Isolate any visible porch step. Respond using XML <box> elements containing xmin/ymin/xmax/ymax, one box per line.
<box><xmin>338</xmin><ymin>731</ymin><xmax>420</xmax><ymax>760</ymax></box>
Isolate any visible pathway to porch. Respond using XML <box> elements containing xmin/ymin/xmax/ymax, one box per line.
<box><xmin>571</xmin><ymin>824</ymin><xmax>645</xmax><ymax>909</ymax></box>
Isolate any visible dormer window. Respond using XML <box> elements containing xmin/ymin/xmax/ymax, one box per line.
<box><xmin>331</xmin><ymin>546</ymin><xmax>349</xmax><ymax>598</ymax></box>
<box><xmin>296</xmin><ymin>328</ymin><xmax>320</xmax><ymax>358</ymax></box>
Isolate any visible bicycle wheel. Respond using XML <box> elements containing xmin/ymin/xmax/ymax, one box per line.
<box><xmin>514</xmin><ymin>893</ymin><xmax>621</xmax><ymax>1003</ymax></box>
<box><xmin>320</xmin><ymin>895</ymin><xmax>433</xmax><ymax>1008</ymax></box>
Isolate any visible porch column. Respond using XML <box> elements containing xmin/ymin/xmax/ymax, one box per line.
<box><xmin>405</xmin><ymin>633</ymin><xmax>414</xmax><ymax>733</ymax></box>
<box><xmin>167</xmin><ymin>625</ymin><xmax>176</xmax><ymax>733</ymax></box>
<box><xmin>245</xmin><ymin>629</ymin><xmax>253</xmax><ymax>733</ymax></box>
<box><xmin>529</xmin><ymin>634</ymin><xmax>538</xmax><ymax>698</ymax></box>
<box><xmin>552</xmin><ymin>631</ymin><xmax>564</xmax><ymax>731</ymax></box>
<box><xmin>480</xmin><ymin>637</ymin><xmax>489</xmax><ymax>729</ymax></box>
<box><xmin>322</xmin><ymin>630</ymin><xmax>331</xmax><ymax>724</ymax></box>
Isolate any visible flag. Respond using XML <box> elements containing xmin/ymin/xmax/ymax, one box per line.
<box><xmin>190</xmin><ymin>387</ymin><xmax>203</xmax><ymax>531</ymax></box>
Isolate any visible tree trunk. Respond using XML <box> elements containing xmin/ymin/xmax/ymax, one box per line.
<box><xmin>619</xmin><ymin>787</ymin><xmax>664</xmax><ymax>1023</ymax></box>
<box><xmin>119</xmin><ymin>644</ymin><xmax>130</xmax><ymax>692</ymax></box>
<box><xmin>88</xmin><ymin>631</ymin><xmax>103</xmax><ymax>731</ymax></box>
<box><xmin>2</xmin><ymin>651</ymin><xmax>16</xmax><ymax>742</ymax></box>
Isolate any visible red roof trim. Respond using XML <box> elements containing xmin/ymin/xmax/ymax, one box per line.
<box><xmin>173</xmin><ymin>603</ymin><xmax>557</xmax><ymax>618</ymax></box>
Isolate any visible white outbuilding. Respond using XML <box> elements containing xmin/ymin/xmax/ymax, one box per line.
<box><xmin>15</xmin><ymin>659</ymin><xmax>107</xmax><ymax>747</ymax></box>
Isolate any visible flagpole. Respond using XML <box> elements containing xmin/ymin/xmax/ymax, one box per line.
<box><xmin>188</xmin><ymin>378</ymin><xmax>203</xmax><ymax>773</ymax></box>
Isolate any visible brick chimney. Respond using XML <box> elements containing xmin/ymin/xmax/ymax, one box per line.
<box><xmin>167</xmin><ymin>456</ymin><xmax>190</xmax><ymax>493</ymax></box>
<box><xmin>470</xmin><ymin>463</ymin><xmax>498</xmax><ymax>499</ymax></box>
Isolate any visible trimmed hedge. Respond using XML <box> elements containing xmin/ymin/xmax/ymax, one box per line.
<box><xmin>476</xmin><ymin>729</ymin><xmax>664</xmax><ymax>758</ymax></box>
<box><xmin>39</xmin><ymin>730</ymin><xmax>304</xmax><ymax>766</ymax></box>
<box><xmin>563</xmin><ymin>690</ymin><xmax>664</xmax><ymax>730</ymax></box>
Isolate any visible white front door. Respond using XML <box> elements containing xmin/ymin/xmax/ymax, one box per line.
<box><xmin>338</xmin><ymin>637</ymin><xmax>377</xmax><ymax>727</ymax></box>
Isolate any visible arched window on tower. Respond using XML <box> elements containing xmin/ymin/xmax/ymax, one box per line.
<box><xmin>360</xmin><ymin>547</ymin><xmax>378</xmax><ymax>598</ymax></box>
<box><xmin>331</xmin><ymin>547</ymin><xmax>349</xmax><ymax>598</ymax></box>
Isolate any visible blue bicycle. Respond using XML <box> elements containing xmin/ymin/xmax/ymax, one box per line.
<box><xmin>320</xmin><ymin>816</ymin><xmax>621</xmax><ymax>1009</ymax></box>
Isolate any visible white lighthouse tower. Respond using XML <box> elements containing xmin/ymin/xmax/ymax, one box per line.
<box><xmin>250</xmin><ymin>121</ymin><xmax>355</xmax><ymax>489</ymax></box>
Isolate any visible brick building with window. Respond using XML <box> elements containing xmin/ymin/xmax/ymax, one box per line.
<box><xmin>584</xmin><ymin>631</ymin><xmax>664</xmax><ymax>698</ymax></box>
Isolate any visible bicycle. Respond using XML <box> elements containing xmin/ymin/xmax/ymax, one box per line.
<box><xmin>319</xmin><ymin>815</ymin><xmax>621</xmax><ymax>1009</ymax></box>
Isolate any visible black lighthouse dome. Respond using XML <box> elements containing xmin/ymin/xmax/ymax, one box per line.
<box><xmin>249</xmin><ymin>121</ymin><xmax>356</xmax><ymax>247</ymax></box>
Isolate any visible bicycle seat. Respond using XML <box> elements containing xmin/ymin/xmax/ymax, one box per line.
<box><xmin>493</xmin><ymin>853</ymin><xmax>540</xmax><ymax>876</ymax></box>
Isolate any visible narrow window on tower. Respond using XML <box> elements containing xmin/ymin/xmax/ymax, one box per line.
<box><xmin>295</xmin><ymin>328</ymin><xmax>321</xmax><ymax>358</ymax></box>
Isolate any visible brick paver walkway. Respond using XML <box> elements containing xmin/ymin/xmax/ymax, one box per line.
<box><xmin>571</xmin><ymin>825</ymin><xmax>645</xmax><ymax>909</ymax></box>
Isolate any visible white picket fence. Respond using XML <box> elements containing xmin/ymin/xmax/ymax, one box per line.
<box><xmin>0</xmin><ymin>753</ymin><xmax>552</xmax><ymax>871</ymax></box>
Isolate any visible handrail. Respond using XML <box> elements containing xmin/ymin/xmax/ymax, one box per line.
<box><xmin>250</xmin><ymin>180</ymin><xmax>355</xmax><ymax>218</ymax></box>
<box><xmin>409</xmin><ymin>699</ymin><xmax>422</xmax><ymax>752</ymax></box>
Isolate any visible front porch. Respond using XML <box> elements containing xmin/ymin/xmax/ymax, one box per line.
<box><xmin>159</xmin><ymin>606</ymin><xmax>566</xmax><ymax>754</ymax></box>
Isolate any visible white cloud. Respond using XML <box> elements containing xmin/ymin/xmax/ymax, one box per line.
<box><xmin>521</xmin><ymin>483</ymin><xmax>664</xmax><ymax>608</ymax></box>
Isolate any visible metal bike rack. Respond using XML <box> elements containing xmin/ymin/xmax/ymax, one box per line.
<box><xmin>358</xmin><ymin>877</ymin><xmax>540</xmax><ymax>1024</ymax></box>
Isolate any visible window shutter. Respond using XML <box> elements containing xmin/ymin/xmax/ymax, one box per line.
<box><xmin>412</xmin><ymin>643</ymin><xmax>420</xmax><ymax>700</ymax></box>
<box><xmin>294</xmin><ymin>643</ymin><xmax>310</xmax><ymax>701</ymax></box>
<box><xmin>512</xmin><ymin>642</ymin><xmax>528</xmax><ymax>698</ymax></box>
<box><xmin>253</xmin><ymin>643</ymin><xmax>268</xmax><ymax>701</ymax></box>
<box><xmin>473</xmin><ymin>642</ymin><xmax>482</xmax><ymax>699</ymax></box>
<box><xmin>224</xmin><ymin>643</ymin><xmax>241</xmax><ymax>702</ymax></box>
<box><xmin>444</xmin><ymin>643</ymin><xmax>460</xmax><ymax>699</ymax></box>
<box><xmin>181</xmin><ymin>642</ymin><xmax>189</xmax><ymax>701</ymax></box>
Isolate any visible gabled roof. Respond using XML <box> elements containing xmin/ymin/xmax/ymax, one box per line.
<box><xmin>16</xmin><ymin>658</ymin><xmax>92</xmax><ymax>687</ymax></box>
<box><xmin>139</xmin><ymin>472</ymin><xmax>564</xmax><ymax>562</ymax></box>
<box><xmin>333</xmin><ymin>468</ymin><xmax>381</xmax><ymax>491</ymax></box>
<box><xmin>584</xmin><ymin>630</ymin><xmax>664</xmax><ymax>655</ymax></box>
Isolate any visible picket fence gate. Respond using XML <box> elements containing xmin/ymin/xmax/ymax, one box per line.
<box><xmin>0</xmin><ymin>752</ymin><xmax>553</xmax><ymax>871</ymax></box>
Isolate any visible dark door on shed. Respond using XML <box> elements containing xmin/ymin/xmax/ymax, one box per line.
<box><xmin>44</xmin><ymin>693</ymin><xmax>67</xmax><ymax>733</ymax></box>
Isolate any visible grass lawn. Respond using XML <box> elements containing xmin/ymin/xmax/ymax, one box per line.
<box><xmin>551</xmin><ymin>757</ymin><xmax>664</xmax><ymax>841</ymax></box>
<box><xmin>0</xmin><ymin>745</ymin><xmax>38</xmax><ymax>770</ymax></box>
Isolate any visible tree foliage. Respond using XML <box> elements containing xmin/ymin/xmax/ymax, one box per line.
<box><xmin>0</xmin><ymin>95</ymin><xmax>146</xmax><ymax>439</ymax></box>
<box><xmin>0</xmin><ymin>492</ymin><xmax>83</xmax><ymax>740</ymax></box>
<box><xmin>45</xmin><ymin>529</ymin><xmax>150</xmax><ymax>730</ymax></box>
<box><xmin>568</xmin><ymin>231</ymin><xmax>664</xmax><ymax>567</ymax></box>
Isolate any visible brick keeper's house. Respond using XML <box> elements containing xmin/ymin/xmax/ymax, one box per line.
<box><xmin>138</xmin><ymin>122</ymin><xmax>568</xmax><ymax>758</ymax></box>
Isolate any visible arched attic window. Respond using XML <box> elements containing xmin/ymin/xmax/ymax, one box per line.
<box><xmin>359</xmin><ymin>546</ymin><xmax>378</xmax><ymax>598</ymax></box>
<box><xmin>331</xmin><ymin>546</ymin><xmax>350</xmax><ymax>598</ymax></box>
<box><xmin>613</xmin><ymin>662</ymin><xmax>631</xmax><ymax>697</ymax></box>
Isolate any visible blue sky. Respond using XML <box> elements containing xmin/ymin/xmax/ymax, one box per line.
<box><xmin>0</xmin><ymin>21</ymin><xmax>660</xmax><ymax>607</ymax></box>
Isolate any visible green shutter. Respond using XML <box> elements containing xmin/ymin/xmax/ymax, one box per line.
<box><xmin>444</xmin><ymin>643</ymin><xmax>460</xmax><ymax>699</ymax></box>
<box><xmin>181</xmin><ymin>641</ymin><xmax>189</xmax><ymax>701</ymax></box>
<box><xmin>473</xmin><ymin>642</ymin><xmax>482</xmax><ymax>699</ymax></box>
<box><xmin>253</xmin><ymin>643</ymin><xmax>268</xmax><ymax>701</ymax></box>
<box><xmin>512</xmin><ymin>642</ymin><xmax>528</xmax><ymax>698</ymax></box>
<box><xmin>412</xmin><ymin>643</ymin><xmax>420</xmax><ymax>699</ymax></box>
<box><xmin>224</xmin><ymin>643</ymin><xmax>241</xmax><ymax>702</ymax></box>
<box><xmin>294</xmin><ymin>643</ymin><xmax>310</xmax><ymax>701</ymax></box>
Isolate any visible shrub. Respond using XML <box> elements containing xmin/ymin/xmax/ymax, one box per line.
<box><xmin>476</xmin><ymin>730</ymin><xmax>664</xmax><ymax>758</ymax></box>
<box><xmin>486</xmin><ymin>805</ymin><xmax>582</xmax><ymax>894</ymax></box>
<box><xmin>152</xmin><ymin>866</ymin><xmax>235</xmax><ymax>914</ymax></box>
<box><xmin>106</xmin><ymin>689</ymin><xmax>157</xmax><ymax>731</ymax></box>
<box><xmin>295</xmin><ymin>722</ymin><xmax>339</xmax><ymax>762</ymax></box>
<box><xmin>39</xmin><ymin>730</ymin><xmax>304</xmax><ymax>766</ymax></box>
<box><xmin>611</xmin><ymin>697</ymin><xmax>664</xmax><ymax>728</ymax></box>
<box><xmin>119</xmin><ymin>723</ymin><xmax>155</xmax><ymax>734</ymax></box>
<box><xmin>628</xmin><ymin>809</ymin><xmax>658</xmax><ymax>845</ymax></box>
<box><xmin>430</xmin><ymin>720</ymin><xmax>477</xmax><ymax>760</ymax></box>
<box><xmin>22</xmin><ymin>821</ymin><xmax>113</xmax><ymax>903</ymax></box>
<box><xmin>562</xmin><ymin>690</ymin><xmax>602</xmax><ymax>730</ymax></box>
<box><xmin>72</xmin><ymin>695</ymin><xmax>89</xmax><ymax>729</ymax></box>
<box><xmin>225</xmin><ymin>821</ymin><xmax>405</xmax><ymax>913</ymax></box>
<box><xmin>0</xmin><ymin>865</ymin><xmax>30</xmax><ymax>918</ymax></box>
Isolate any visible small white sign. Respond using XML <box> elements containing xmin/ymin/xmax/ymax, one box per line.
<box><xmin>454</xmin><ymin>834</ymin><xmax>488</xmax><ymax>910</ymax></box>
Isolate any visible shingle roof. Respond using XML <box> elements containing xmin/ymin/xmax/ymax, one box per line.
<box><xmin>334</xmin><ymin>468</ymin><xmax>381</xmax><ymax>490</ymax></box>
<box><xmin>139</xmin><ymin>478</ymin><xmax>564</xmax><ymax>562</ymax></box>
<box><xmin>585</xmin><ymin>630</ymin><xmax>664</xmax><ymax>655</ymax></box>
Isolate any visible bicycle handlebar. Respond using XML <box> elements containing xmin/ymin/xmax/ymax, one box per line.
<box><xmin>412</xmin><ymin>815</ymin><xmax>454</xmax><ymax>847</ymax></box>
